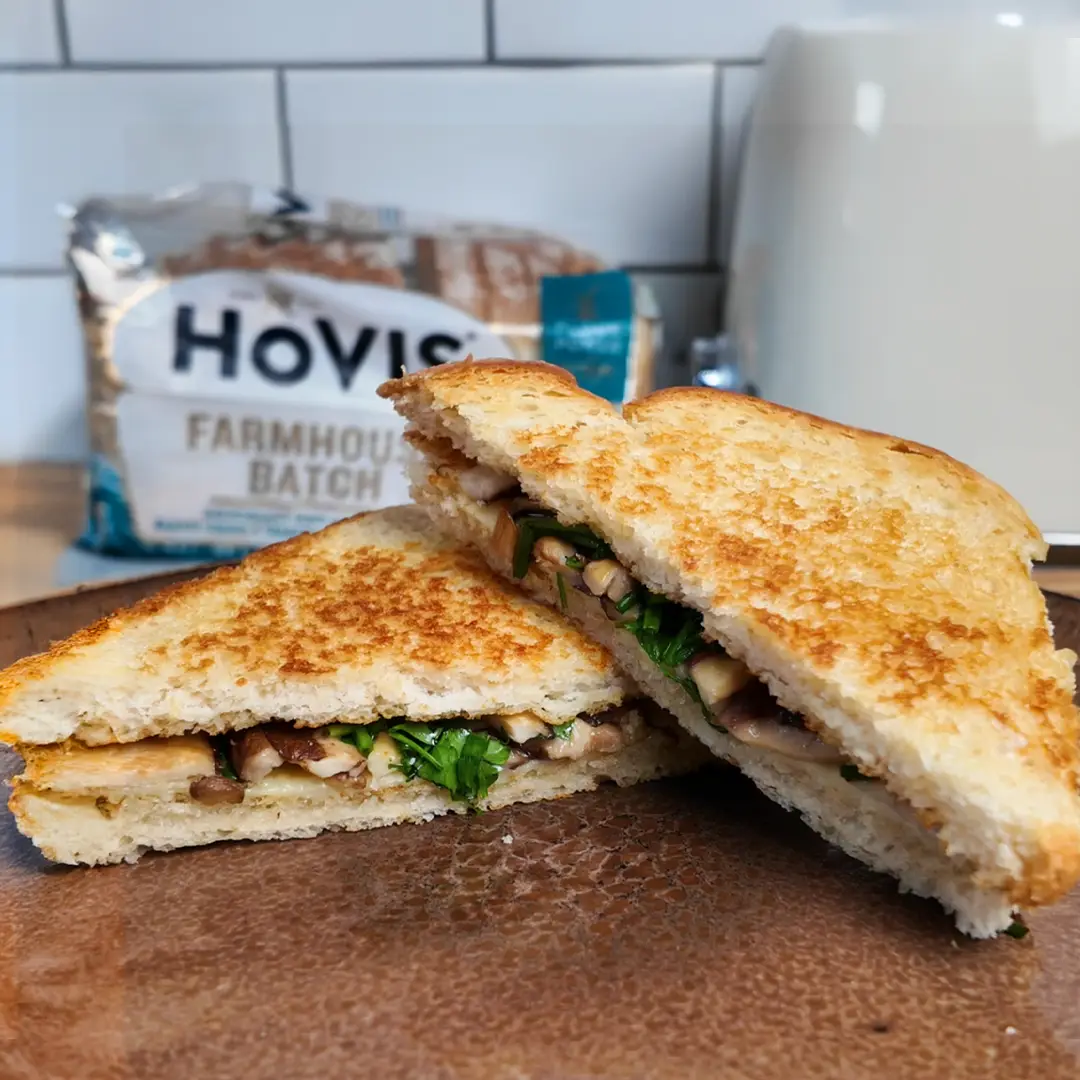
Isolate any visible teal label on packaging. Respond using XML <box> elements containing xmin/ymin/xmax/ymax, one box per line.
<box><xmin>79</xmin><ymin>453</ymin><xmax>252</xmax><ymax>560</ymax></box>
<box><xmin>541</xmin><ymin>271</ymin><xmax>633</xmax><ymax>402</ymax></box>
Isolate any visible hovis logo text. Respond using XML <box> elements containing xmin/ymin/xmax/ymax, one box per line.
<box><xmin>173</xmin><ymin>304</ymin><xmax>464</xmax><ymax>388</ymax></box>
<box><xmin>112</xmin><ymin>270</ymin><xmax>511</xmax><ymax>408</ymax></box>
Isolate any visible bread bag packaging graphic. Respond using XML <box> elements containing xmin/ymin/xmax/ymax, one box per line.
<box><xmin>66</xmin><ymin>183</ymin><xmax>660</xmax><ymax>558</ymax></box>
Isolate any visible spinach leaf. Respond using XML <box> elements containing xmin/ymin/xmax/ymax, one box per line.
<box><xmin>1003</xmin><ymin>919</ymin><xmax>1029</xmax><ymax>940</ymax></box>
<box><xmin>506</xmin><ymin>510</ymin><xmax>710</xmax><ymax>718</ymax></box>
<box><xmin>387</xmin><ymin>723</ymin><xmax>510</xmax><ymax>804</ymax></box>
<box><xmin>212</xmin><ymin>736</ymin><xmax>240</xmax><ymax>781</ymax></box>
<box><xmin>556</xmin><ymin>573</ymin><xmax>568</xmax><ymax>611</ymax></box>
<box><xmin>550</xmin><ymin>720</ymin><xmax>576</xmax><ymax>741</ymax></box>
<box><xmin>326</xmin><ymin>721</ymin><xmax>385</xmax><ymax>756</ymax></box>
<box><xmin>622</xmin><ymin>591</ymin><xmax>707</xmax><ymax>710</ymax></box>
<box><xmin>511</xmin><ymin>513</ymin><xmax>613</xmax><ymax>579</ymax></box>
<box><xmin>455</xmin><ymin>731</ymin><xmax>511</xmax><ymax>805</ymax></box>
<box><xmin>353</xmin><ymin>728</ymin><xmax>378</xmax><ymax>756</ymax></box>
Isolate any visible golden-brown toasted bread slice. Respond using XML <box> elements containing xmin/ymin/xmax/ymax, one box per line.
<box><xmin>380</xmin><ymin>360</ymin><xmax>1080</xmax><ymax>920</ymax></box>
<box><xmin>0</xmin><ymin>504</ymin><xmax>635</xmax><ymax>746</ymax></box>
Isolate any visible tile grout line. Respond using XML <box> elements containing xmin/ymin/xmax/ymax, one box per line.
<box><xmin>274</xmin><ymin>68</ymin><xmax>295</xmax><ymax>190</ymax></box>
<box><xmin>484</xmin><ymin>0</ymin><xmax>496</xmax><ymax>61</ymax></box>
<box><xmin>52</xmin><ymin>0</ymin><xmax>72</xmax><ymax>66</ymax></box>
<box><xmin>0</xmin><ymin>57</ymin><xmax>760</xmax><ymax>74</ymax></box>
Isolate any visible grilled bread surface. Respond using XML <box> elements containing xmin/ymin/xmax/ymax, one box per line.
<box><xmin>0</xmin><ymin>505</ymin><xmax>634</xmax><ymax>746</ymax></box>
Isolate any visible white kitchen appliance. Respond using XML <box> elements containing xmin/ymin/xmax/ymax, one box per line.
<box><xmin>726</xmin><ymin>20</ymin><xmax>1080</xmax><ymax>540</ymax></box>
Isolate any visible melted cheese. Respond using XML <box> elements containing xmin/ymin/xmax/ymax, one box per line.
<box><xmin>490</xmin><ymin>711</ymin><xmax>550</xmax><ymax>744</ymax></box>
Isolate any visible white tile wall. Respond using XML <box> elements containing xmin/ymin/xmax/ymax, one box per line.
<box><xmin>494</xmin><ymin>0</ymin><xmax>1080</xmax><ymax>59</ymax></box>
<box><xmin>7</xmin><ymin>0</ymin><xmax>952</xmax><ymax>460</ymax></box>
<box><xmin>0</xmin><ymin>0</ymin><xmax>60</xmax><ymax>65</ymax></box>
<box><xmin>288</xmin><ymin>66</ymin><xmax>714</xmax><ymax>266</ymax></box>
<box><xmin>0</xmin><ymin>71</ymin><xmax>281</xmax><ymax>270</ymax></box>
<box><xmin>65</xmin><ymin>0</ymin><xmax>486</xmax><ymax>64</ymax></box>
<box><xmin>0</xmin><ymin>277</ymin><xmax>86</xmax><ymax>461</ymax></box>
<box><xmin>496</xmin><ymin>0</ymin><xmax>828</xmax><ymax>60</ymax></box>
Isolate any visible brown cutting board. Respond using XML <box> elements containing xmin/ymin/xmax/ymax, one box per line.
<box><xmin>0</xmin><ymin>576</ymin><xmax>1078</xmax><ymax>1080</ymax></box>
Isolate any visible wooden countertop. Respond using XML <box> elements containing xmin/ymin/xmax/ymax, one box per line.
<box><xmin>2</xmin><ymin>462</ymin><xmax>1080</xmax><ymax>609</ymax></box>
<box><xmin>0</xmin><ymin>464</ymin><xmax>86</xmax><ymax>609</ymax></box>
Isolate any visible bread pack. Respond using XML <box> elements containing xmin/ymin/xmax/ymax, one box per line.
<box><xmin>66</xmin><ymin>183</ymin><xmax>659</xmax><ymax>558</ymax></box>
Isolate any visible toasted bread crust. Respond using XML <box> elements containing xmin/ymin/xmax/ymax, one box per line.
<box><xmin>382</xmin><ymin>362</ymin><xmax>1041</xmax><ymax>546</ymax></box>
<box><xmin>628</xmin><ymin>384</ymin><xmax>1046</xmax><ymax>547</ymax></box>
<box><xmin>383</xmin><ymin>360</ymin><xmax>1080</xmax><ymax>908</ymax></box>
<box><xmin>0</xmin><ymin>505</ymin><xmax>632</xmax><ymax>745</ymax></box>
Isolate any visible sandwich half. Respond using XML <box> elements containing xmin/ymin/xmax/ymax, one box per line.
<box><xmin>0</xmin><ymin>505</ymin><xmax>705</xmax><ymax>865</ymax></box>
<box><xmin>380</xmin><ymin>360</ymin><xmax>1080</xmax><ymax>937</ymax></box>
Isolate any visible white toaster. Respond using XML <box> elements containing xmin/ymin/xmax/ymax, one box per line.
<box><xmin>726</xmin><ymin>21</ymin><xmax>1080</xmax><ymax>541</ymax></box>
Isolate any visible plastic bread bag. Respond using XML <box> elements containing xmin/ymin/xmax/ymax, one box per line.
<box><xmin>63</xmin><ymin>183</ymin><xmax>661</xmax><ymax>558</ymax></box>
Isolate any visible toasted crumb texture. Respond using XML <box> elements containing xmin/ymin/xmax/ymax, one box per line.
<box><xmin>0</xmin><ymin>505</ymin><xmax>635</xmax><ymax>747</ymax></box>
<box><xmin>10</xmin><ymin>731</ymin><xmax>705</xmax><ymax>866</ymax></box>
<box><xmin>381</xmin><ymin>360</ymin><xmax>1080</xmax><ymax>914</ymax></box>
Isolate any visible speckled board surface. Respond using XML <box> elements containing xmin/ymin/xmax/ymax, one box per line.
<box><xmin>0</xmin><ymin>577</ymin><xmax>1078</xmax><ymax>1080</ymax></box>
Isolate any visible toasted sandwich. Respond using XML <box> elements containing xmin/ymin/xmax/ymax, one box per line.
<box><xmin>380</xmin><ymin>360</ymin><xmax>1080</xmax><ymax>937</ymax></box>
<box><xmin>0</xmin><ymin>505</ymin><xmax>705</xmax><ymax>865</ymax></box>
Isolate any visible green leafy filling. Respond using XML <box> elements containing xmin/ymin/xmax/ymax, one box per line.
<box><xmin>212</xmin><ymin>737</ymin><xmax>240</xmax><ymax>781</ymax></box>
<box><xmin>387</xmin><ymin>722</ymin><xmax>510</xmax><ymax>805</ymax></box>
<box><xmin>327</xmin><ymin>721</ymin><xmax>386</xmax><ymax>756</ymax></box>
<box><xmin>550</xmin><ymin>720</ymin><xmax>576</xmax><ymax>741</ymax></box>
<box><xmin>326</xmin><ymin>721</ymin><xmax>510</xmax><ymax>804</ymax></box>
<box><xmin>622</xmin><ymin>591</ymin><xmax>708</xmax><ymax>712</ymax></box>
<box><xmin>556</xmin><ymin>572</ymin><xmax>568</xmax><ymax>611</ymax></box>
<box><xmin>1003</xmin><ymin>919</ymin><xmax>1030</xmax><ymax>940</ymax></box>
<box><xmin>511</xmin><ymin>514</ymin><xmax>613</xmax><ymax>579</ymax></box>
<box><xmin>509</xmin><ymin>511</ymin><xmax>710</xmax><ymax>713</ymax></box>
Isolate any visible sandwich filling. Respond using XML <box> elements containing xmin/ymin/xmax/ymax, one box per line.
<box><xmin>25</xmin><ymin>703</ymin><xmax>674</xmax><ymax>814</ymax></box>
<box><xmin>449</xmin><ymin>468</ymin><xmax>875</xmax><ymax>783</ymax></box>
